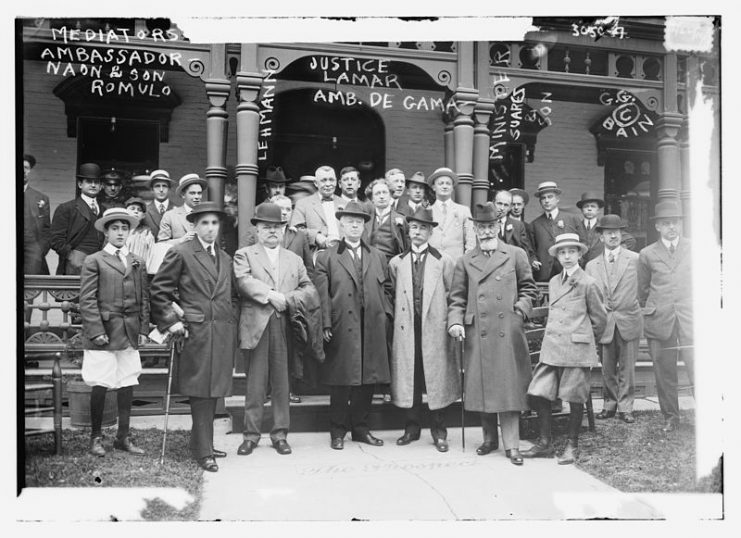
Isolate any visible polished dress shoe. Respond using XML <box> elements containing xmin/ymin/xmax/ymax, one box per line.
<box><xmin>352</xmin><ymin>432</ymin><xmax>384</xmax><ymax>446</ymax></box>
<box><xmin>521</xmin><ymin>440</ymin><xmax>555</xmax><ymax>458</ymax></box>
<box><xmin>476</xmin><ymin>441</ymin><xmax>498</xmax><ymax>456</ymax></box>
<box><xmin>557</xmin><ymin>439</ymin><xmax>578</xmax><ymax>465</ymax></box>
<box><xmin>89</xmin><ymin>436</ymin><xmax>105</xmax><ymax>457</ymax></box>
<box><xmin>596</xmin><ymin>409</ymin><xmax>616</xmax><ymax>419</ymax></box>
<box><xmin>505</xmin><ymin>448</ymin><xmax>524</xmax><ymax>466</ymax></box>
<box><xmin>198</xmin><ymin>456</ymin><xmax>219</xmax><ymax>472</ymax></box>
<box><xmin>434</xmin><ymin>438</ymin><xmax>449</xmax><ymax>453</ymax></box>
<box><xmin>212</xmin><ymin>448</ymin><xmax>227</xmax><ymax>458</ymax></box>
<box><xmin>113</xmin><ymin>436</ymin><xmax>145</xmax><ymax>455</ymax></box>
<box><xmin>618</xmin><ymin>412</ymin><xmax>635</xmax><ymax>424</ymax></box>
<box><xmin>396</xmin><ymin>431</ymin><xmax>420</xmax><ymax>446</ymax></box>
<box><xmin>237</xmin><ymin>440</ymin><xmax>257</xmax><ymax>455</ymax></box>
<box><xmin>330</xmin><ymin>437</ymin><xmax>344</xmax><ymax>450</ymax></box>
<box><xmin>272</xmin><ymin>439</ymin><xmax>292</xmax><ymax>455</ymax></box>
<box><xmin>289</xmin><ymin>393</ymin><xmax>302</xmax><ymax>404</ymax></box>
<box><xmin>662</xmin><ymin>418</ymin><xmax>679</xmax><ymax>433</ymax></box>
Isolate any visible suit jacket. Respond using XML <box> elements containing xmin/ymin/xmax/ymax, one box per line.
<box><xmin>540</xmin><ymin>267</ymin><xmax>607</xmax><ymax>367</ymax></box>
<box><xmin>245</xmin><ymin>225</ymin><xmax>314</xmax><ymax>278</ymax></box>
<box><xmin>314</xmin><ymin>240</ymin><xmax>393</xmax><ymax>386</ymax></box>
<box><xmin>429</xmin><ymin>200</ymin><xmax>476</xmax><ymax>260</ymax></box>
<box><xmin>150</xmin><ymin>239</ymin><xmax>238</xmax><ymax>398</ymax></box>
<box><xmin>50</xmin><ymin>197</ymin><xmax>104</xmax><ymax>274</ymax></box>
<box><xmin>586</xmin><ymin>249</ymin><xmax>642</xmax><ymax>343</ymax></box>
<box><xmin>362</xmin><ymin>208</ymin><xmax>409</xmax><ymax>261</ymax></box>
<box><xmin>157</xmin><ymin>205</ymin><xmax>193</xmax><ymax>243</ymax></box>
<box><xmin>637</xmin><ymin>238</ymin><xmax>692</xmax><ymax>342</ymax></box>
<box><xmin>144</xmin><ymin>200</ymin><xmax>179</xmax><ymax>239</ymax></box>
<box><xmin>529</xmin><ymin>210</ymin><xmax>583</xmax><ymax>281</ymax></box>
<box><xmin>576</xmin><ymin>220</ymin><xmax>604</xmax><ymax>264</ymax></box>
<box><xmin>448</xmin><ymin>243</ymin><xmax>537</xmax><ymax>412</ymax></box>
<box><xmin>233</xmin><ymin>243</ymin><xmax>315</xmax><ymax>349</ymax></box>
<box><xmin>499</xmin><ymin>216</ymin><xmax>535</xmax><ymax>263</ymax></box>
<box><xmin>395</xmin><ymin>199</ymin><xmax>427</xmax><ymax>218</ymax></box>
<box><xmin>79</xmin><ymin>250</ymin><xmax>149</xmax><ymax>350</ymax></box>
<box><xmin>24</xmin><ymin>186</ymin><xmax>51</xmax><ymax>274</ymax></box>
<box><xmin>290</xmin><ymin>192</ymin><xmax>344</xmax><ymax>246</ymax></box>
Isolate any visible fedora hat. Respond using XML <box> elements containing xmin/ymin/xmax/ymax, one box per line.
<box><xmin>335</xmin><ymin>200</ymin><xmax>370</xmax><ymax>222</ymax></box>
<box><xmin>595</xmin><ymin>214</ymin><xmax>627</xmax><ymax>231</ymax></box>
<box><xmin>186</xmin><ymin>201</ymin><xmax>226</xmax><ymax>223</ymax></box>
<box><xmin>427</xmin><ymin>167</ymin><xmax>458</xmax><ymax>187</ymax></box>
<box><xmin>650</xmin><ymin>200</ymin><xmax>684</xmax><ymax>220</ymax></box>
<box><xmin>548</xmin><ymin>233</ymin><xmax>587</xmax><ymax>257</ymax></box>
<box><xmin>472</xmin><ymin>202</ymin><xmax>499</xmax><ymax>223</ymax></box>
<box><xmin>534</xmin><ymin>181</ymin><xmax>562</xmax><ymax>198</ymax></box>
<box><xmin>77</xmin><ymin>163</ymin><xmax>102</xmax><ymax>181</ymax></box>
<box><xmin>406</xmin><ymin>171</ymin><xmax>429</xmax><ymax>188</ymax></box>
<box><xmin>508</xmin><ymin>188</ymin><xmax>529</xmax><ymax>205</ymax></box>
<box><xmin>250</xmin><ymin>202</ymin><xmax>286</xmax><ymax>225</ymax></box>
<box><xmin>576</xmin><ymin>191</ymin><xmax>605</xmax><ymax>208</ymax></box>
<box><xmin>94</xmin><ymin>207</ymin><xmax>139</xmax><ymax>232</ymax></box>
<box><xmin>262</xmin><ymin>165</ymin><xmax>289</xmax><ymax>183</ymax></box>
<box><xmin>286</xmin><ymin>180</ymin><xmax>317</xmax><ymax>194</ymax></box>
<box><xmin>405</xmin><ymin>206</ymin><xmax>438</xmax><ymax>227</ymax></box>
<box><xmin>149</xmin><ymin>169</ymin><xmax>173</xmax><ymax>187</ymax></box>
<box><xmin>176</xmin><ymin>173</ymin><xmax>208</xmax><ymax>197</ymax></box>
<box><xmin>124</xmin><ymin>197</ymin><xmax>147</xmax><ymax>212</ymax></box>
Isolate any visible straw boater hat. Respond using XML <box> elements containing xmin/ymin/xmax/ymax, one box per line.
<box><xmin>262</xmin><ymin>165</ymin><xmax>289</xmax><ymax>183</ymax></box>
<box><xmin>176</xmin><ymin>173</ymin><xmax>208</xmax><ymax>197</ymax></box>
<box><xmin>594</xmin><ymin>214</ymin><xmax>627</xmax><ymax>231</ymax></box>
<box><xmin>508</xmin><ymin>188</ymin><xmax>529</xmax><ymax>205</ymax></box>
<box><xmin>548</xmin><ymin>233</ymin><xmax>588</xmax><ymax>257</ymax></box>
<box><xmin>94</xmin><ymin>207</ymin><xmax>139</xmax><ymax>232</ymax></box>
<box><xmin>124</xmin><ymin>197</ymin><xmax>147</xmax><ymax>212</ymax></box>
<box><xmin>534</xmin><ymin>181</ymin><xmax>562</xmax><ymax>198</ymax></box>
<box><xmin>650</xmin><ymin>200</ymin><xmax>683</xmax><ymax>220</ymax></box>
<box><xmin>405</xmin><ymin>206</ymin><xmax>438</xmax><ymax>227</ymax></box>
<box><xmin>186</xmin><ymin>201</ymin><xmax>226</xmax><ymax>223</ymax></box>
<box><xmin>76</xmin><ymin>163</ymin><xmax>102</xmax><ymax>181</ymax></box>
<box><xmin>472</xmin><ymin>202</ymin><xmax>499</xmax><ymax>223</ymax></box>
<box><xmin>250</xmin><ymin>202</ymin><xmax>286</xmax><ymax>225</ymax></box>
<box><xmin>576</xmin><ymin>191</ymin><xmax>605</xmax><ymax>209</ymax></box>
<box><xmin>427</xmin><ymin>167</ymin><xmax>458</xmax><ymax>187</ymax></box>
<box><xmin>149</xmin><ymin>169</ymin><xmax>173</xmax><ymax>188</ymax></box>
<box><xmin>335</xmin><ymin>200</ymin><xmax>371</xmax><ymax>222</ymax></box>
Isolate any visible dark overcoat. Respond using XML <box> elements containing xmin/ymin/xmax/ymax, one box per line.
<box><xmin>150</xmin><ymin>238</ymin><xmax>238</xmax><ymax>398</ymax></box>
<box><xmin>314</xmin><ymin>240</ymin><xmax>393</xmax><ymax>386</ymax></box>
<box><xmin>50</xmin><ymin>198</ymin><xmax>104</xmax><ymax>274</ymax></box>
<box><xmin>24</xmin><ymin>186</ymin><xmax>51</xmax><ymax>274</ymax></box>
<box><xmin>528</xmin><ymin>210</ymin><xmax>583</xmax><ymax>281</ymax></box>
<box><xmin>79</xmin><ymin>250</ymin><xmax>150</xmax><ymax>350</ymax></box>
<box><xmin>576</xmin><ymin>220</ymin><xmax>604</xmax><ymax>265</ymax></box>
<box><xmin>447</xmin><ymin>243</ymin><xmax>538</xmax><ymax>413</ymax></box>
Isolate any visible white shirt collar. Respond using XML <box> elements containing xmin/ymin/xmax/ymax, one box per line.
<box><xmin>341</xmin><ymin>194</ymin><xmax>357</xmax><ymax>203</ymax></box>
<box><xmin>184</xmin><ymin>204</ymin><xmax>193</xmax><ymax>214</ymax></box>
<box><xmin>411</xmin><ymin>242</ymin><xmax>429</xmax><ymax>254</ymax></box>
<box><xmin>605</xmin><ymin>245</ymin><xmax>621</xmax><ymax>260</ymax></box>
<box><xmin>548</xmin><ymin>208</ymin><xmax>559</xmax><ymax>219</ymax></box>
<box><xmin>345</xmin><ymin>239</ymin><xmax>361</xmax><ymax>249</ymax></box>
<box><xmin>661</xmin><ymin>238</ymin><xmax>679</xmax><ymax>250</ymax></box>
<box><xmin>81</xmin><ymin>193</ymin><xmax>97</xmax><ymax>206</ymax></box>
<box><xmin>197</xmin><ymin>235</ymin><xmax>215</xmax><ymax>253</ymax></box>
<box><xmin>564</xmin><ymin>265</ymin><xmax>579</xmax><ymax>277</ymax></box>
<box><xmin>376</xmin><ymin>205</ymin><xmax>392</xmax><ymax>219</ymax></box>
<box><xmin>103</xmin><ymin>243</ymin><xmax>129</xmax><ymax>257</ymax></box>
<box><xmin>156</xmin><ymin>199</ymin><xmax>169</xmax><ymax>209</ymax></box>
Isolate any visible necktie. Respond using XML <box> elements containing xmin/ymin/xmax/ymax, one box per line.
<box><xmin>91</xmin><ymin>201</ymin><xmax>99</xmax><ymax>216</ymax></box>
<box><xmin>115</xmin><ymin>249</ymin><xmax>125</xmax><ymax>267</ymax></box>
<box><xmin>608</xmin><ymin>252</ymin><xmax>615</xmax><ymax>263</ymax></box>
<box><xmin>669</xmin><ymin>243</ymin><xmax>676</xmax><ymax>255</ymax></box>
<box><xmin>561</xmin><ymin>271</ymin><xmax>568</xmax><ymax>284</ymax></box>
<box><xmin>159</xmin><ymin>203</ymin><xmax>166</xmax><ymax>215</ymax></box>
<box><xmin>547</xmin><ymin>212</ymin><xmax>553</xmax><ymax>222</ymax></box>
<box><xmin>499</xmin><ymin>220</ymin><xmax>506</xmax><ymax>239</ymax></box>
<box><xmin>208</xmin><ymin>244</ymin><xmax>215</xmax><ymax>259</ymax></box>
<box><xmin>586</xmin><ymin>221</ymin><xmax>591</xmax><ymax>231</ymax></box>
<box><xmin>441</xmin><ymin>202</ymin><xmax>448</xmax><ymax>216</ymax></box>
<box><xmin>352</xmin><ymin>245</ymin><xmax>362</xmax><ymax>275</ymax></box>
<box><xmin>414</xmin><ymin>249</ymin><xmax>426</xmax><ymax>266</ymax></box>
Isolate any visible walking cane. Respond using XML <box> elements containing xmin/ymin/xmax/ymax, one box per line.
<box><xmin>159</xmin><ymin>335</ymin><xmax>179</xmax><ymax>465</ymax></box>
<box><xmin>458</xmin><ymin>336</ymin><xmax>465</xmax><ymax>451</ymax></box>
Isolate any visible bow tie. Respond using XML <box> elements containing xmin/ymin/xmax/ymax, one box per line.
<box><xmin>321</xmin><ymin>196</ymin><xmax>334</xmax><ymax>203</ymax></box>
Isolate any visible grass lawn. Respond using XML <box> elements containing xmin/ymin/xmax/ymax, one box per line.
<box><xmin>570</xmin><ymin>409</ymin><xmax>722</xmax><ymax>493</ymax></box>
<box><xmin>24</xmin><ymin>427</ymin><xmax>203</xmax><ymax>520</ymax></box>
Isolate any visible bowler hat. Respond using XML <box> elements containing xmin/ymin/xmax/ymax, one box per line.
<box><xmin>124</xmin><ymin>197</ymin><xmax>147</xmax><ymax>212</ymax></box>
<box><xmin>335</xmin><ymin>200</ymin><xmax>370</xmax><ymax>222</ymax></box>
<box><xmin>406</xmin><ymin>171</ymin><xmax>429</xmax><ymax>188</ymax></box>
<box><xmin>250</xmin><ymin>202</ymin><xmax>286</xmax><ymax>225</ymax></box>
<box><xmin>77</xmin><ymin>163</ymin><xmax>102</xmax><ymax>181</ymax></box>
<box><xmin>149</xmin><ymin>169</ymin><xmax>173</xmax><ymax>188</ymax></box>
<box><xmin>509</xmin><ymin>188</ymin><xmax>529</xmax><ymax>205</ymax></box>
<box><xmin>427</xmin><ymin>167</ymin><xmax>458</xmax><ymax>187</ymax></box>
<box><xmin>176</xmin><ymin>173</ymin><xmax>208</xmax><ymax>197</ymax></box>
<box><xmin>548</xmin><ymin>233</ymin><xmax>588</xmax><ymax>257</ymax></box>
<box><xmin>94</xmin><ymin>207</ymin><xmax>139</xmax><ymax>232</ymax></box>
<box><xmin>186</xmin><ymin>201</ymin><xmax>226</xmax><ymax>223</ymax></box>
<box><xmin>595</xmin><ymin>214</ymin><xmax>627</xmax><ymax>231</ymax></box>
<box><xmin>405</xmin><ymin>206</ymin><xmax>438</xmax><ymax>227</ymax></box>
<box><xmin>472</xmin><ymin>202</ymin><xmax>499</xmax><ymax>223</ymax></box>
<box><xmin>24</xmin><ymin>154</ymin><xmax>36</xmax><ymax>168</ymax></box>
<box><xmin>262</xmin><ymin>165</ymin><xmax>289</xmax><ymax>183</ymax></box>
<box><xmin>534</xmin><ymin>181</ymin><xmax>562</xmax><ymax>198</ymax></box>
<box><xmin>576</xmin><ymin>191</ymin><xmax>605</xmax><ymax>209</ymax></box>
<box><xmin>650</xmin><ymin>200</ymin><xmax>684</xmax><ymax>220</ymax></box>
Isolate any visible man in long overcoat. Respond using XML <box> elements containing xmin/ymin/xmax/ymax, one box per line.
<box><xmin>448</xmin><ymin>202</ymin><xmax>537</xmax><ymax>465</ymax></box>
<box><xmin>314</xmin><ymin>201</ymin><xmax>393</xmax><ymax>450</ymax></box>
<box><xmin>389</xmin><ymin>207</ymin><xmax>460</xmax><ymax>452</ymax></box>
<box><xmin>150</xmin><ymin>202</ymin><xmax>238</xmax><ymax>472</ymax></box>
<box><xmin>23</xmin><ymin>154</ymin><xmax>51</xmax><ymax>274</ymax></box>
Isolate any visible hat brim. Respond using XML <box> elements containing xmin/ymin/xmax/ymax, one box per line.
<box><xmin>176</xmin><ymin>178</ymin><xmax>208</xmax><ymax>197</ymax></box>
<box><xmin>576</xmin><ymin>199</ymin><xmax>605</xmax><ymax>208</ymax></box>
<box><xmin>427</xmin><ymin>171</ymin><xmax>458</xmax><ymax>187</ymax></box>
<box><xmin>250</xmin><ymin>217</ymin><xmax>287</xmax><ymax>225</ymax></box>
<box><xmin>534</xmin><ymin>188</ymin><xmax>562</xmax><ymax>198</ymax></box>
<box><xmin>76</xmin><ymin>175</ymin><xmax>101</xmax><ymax>181</ymax></box>
<box><xmin>150</xmin><ymin>177</ymin><xmax>174</xmax><ymax>188</ymax></box>
<box><xmin>335</xmin><ymin>210</ymin><xmax>371</xmax><ymax>222</ymax></box>
<box><xmin>650</xmin><ymin>213</ymin><xmax>684</xmax><ymax>220</ymax></box>
<box><xmin>405</xmin><ymin>216</ymin><xmax>438</xmax><ymax>227</ymax></box>
<box><xmin>595</xmin><ymin>223</ymin><xmax>627</xmax><ymax>231</ymax></box>
<box><xmin>548</xmin><ymin>241</ymin><xmax>588</xmax><ymax>257</ymax></box>
<box><xmin>406</xmin><ymin>178</ymin><xmax>431</xmax><ymax>188</ymax></box>
<box><xmin>94</xmin><ymin>214</ymin><xmax>140</xmax><ymax>233</ymax></box>
<box><xmin>186</xmin><ymin>209</ymin><xmax>226</xmax><ymax>223</ymax></box>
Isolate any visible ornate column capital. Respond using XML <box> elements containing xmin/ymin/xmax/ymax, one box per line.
<box><xmin>205</xmin><ymin>78</ymin><xmax>231</xmax><ymax>108</ymax></box>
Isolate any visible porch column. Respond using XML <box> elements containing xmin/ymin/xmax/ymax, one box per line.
<box><xmin>472</xmin><ymin>100</ymin><xmax>494</xmax><ymax>207</ymax></box>
<box><xmin>235</xmin><ymin>44</ymin><xmax>263</xmax><ymax>248</ymax></box>
<box><xmin>655</xmin><ymin>112</ymin><xmax>683</xmax><ymax>203</ymax></box>
<box><xmin>443</xmin><ymin>111</ymin><xmax>455</xmax><ymax>169</ymax></box>
<box><xmin>453</xmin><ymin>41</ymin><xmax>477</xmax><ymax>208</ymax></box>
<box><xmin>678</xmin><ymin>120</ymin><xmax>691</xmax><ymax>235</ymax></box>
<box><xmin>204</xmin><ymin>44</ymin><xmax>230</xmax><ymax>206</ymax></box>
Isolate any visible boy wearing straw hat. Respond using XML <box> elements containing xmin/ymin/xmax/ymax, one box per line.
<box><xmin>79</xmin><ymin>208</ymin><xmax>150</xmax><ymax>457</ymax></box>
<box><xmin>522</xmin><ymin>233</ymin><xmax>606</xmax><ymax>464</ymax></box>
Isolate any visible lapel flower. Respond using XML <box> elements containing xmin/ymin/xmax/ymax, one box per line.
<box><xmin>131</xmin><ymin>259</ymin><xmax>141</xmax><ymax>269</ymax></box>
<box><xmin>506</xmin><ymin>223</ymin><xmax>513</xmax><ymax>231</ymax></box>
<box><xmin>394</xmin><ymin>217</ymin><xmax>404</xmax><ymax>226</ymax></box>
<box><xmin>37</xmin><ymin>199</ymin><xmax>46</xmax><ymax>208</ymax></box>
<box><xmin>567</xmin><ymin>275</ymin><xmax>577</xmax><ymax>287</ymax></box>
<box><xmin>557</xmin><ymin>220</ymin><xmax>565</xmax><ymax>229</ymax></box>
